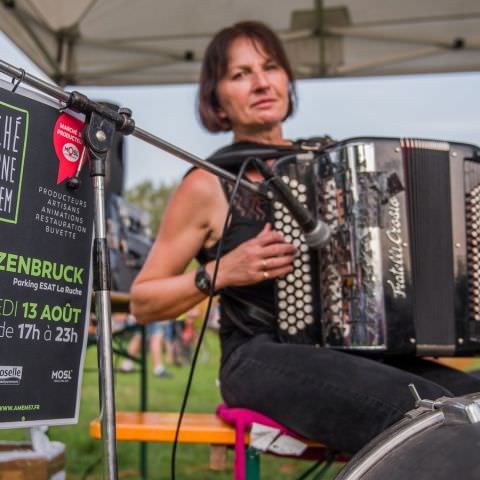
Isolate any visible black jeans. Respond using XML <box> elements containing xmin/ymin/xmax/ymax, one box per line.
<box><xmin>219</xmin><ymin>334</ymin><xmax>480</xmax><ymax>454</ymax></box>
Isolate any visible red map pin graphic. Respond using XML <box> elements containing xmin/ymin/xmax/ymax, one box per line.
<box><xmin>53</xmin><ymin>112</ymin><xmax>85</xmax><ymax>184</ymax></box>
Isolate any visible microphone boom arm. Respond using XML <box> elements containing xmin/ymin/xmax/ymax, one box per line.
<box><xmin>0</xmin><ymin>58</ymin><xmax>265</xmax><ymax>480</ymax></box>
<box><xmin>0</xmin><ymin>59</ymin><xmax>265</xmax><ymax>198</ymax></box>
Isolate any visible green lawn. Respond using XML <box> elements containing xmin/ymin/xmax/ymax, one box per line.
<box><xmin>0</xmin><ymin>330</ymin><xmax>344</xmax><ymax>479</ymax></box>
<box><xmin>3</xmin><ymin>330</ymin><xmax>480</xmax><ymax>479</ymax></box>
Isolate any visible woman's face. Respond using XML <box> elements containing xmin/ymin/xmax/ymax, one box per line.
<box><xmin>216</xmin><ymin>36</ymin><xmax>290</xmax><ymax>137</ymax></box>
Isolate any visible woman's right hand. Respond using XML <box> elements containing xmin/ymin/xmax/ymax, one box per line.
<box><xmin>213</xmin><ymin>223</ymin><xmax>296</xmax><ymax>288</ymax></box>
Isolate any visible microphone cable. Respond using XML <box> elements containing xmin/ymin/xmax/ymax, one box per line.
<box><xmin>170</xmin><ymin>157</ymin><xmax>256</xmax><ymax>480</ymax></box>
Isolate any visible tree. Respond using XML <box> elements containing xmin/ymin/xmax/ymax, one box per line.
<box><xmin>125</xmin><ymin>180</ymin><xmax>177</xmax><ymax>234</ymax></box>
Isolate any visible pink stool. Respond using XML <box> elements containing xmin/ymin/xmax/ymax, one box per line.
<box><xmin>216</xmin><ymin>404</ymin><xmax>349</xmax><ymax>480</ymax></box>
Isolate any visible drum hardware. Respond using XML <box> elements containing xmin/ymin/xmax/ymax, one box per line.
<box><xmin>335</xmin><ymin>388</ymin><xmax>480</xmax><ymax>479</ymax></box>
<box><xmin>407</xmin><ymin>383</ymin><xmax>434</xmax><ymax>409</ymax></box>
<box><xmin>408</xmin><ymin>383</ymin><xmax>480</xmax><ymax>423</ymax></box>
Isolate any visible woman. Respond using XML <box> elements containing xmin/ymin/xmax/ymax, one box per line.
<box><xmin>130</xmin><ymin>21</ymin><xmax>480</xmax><ymax>454</ymax></box>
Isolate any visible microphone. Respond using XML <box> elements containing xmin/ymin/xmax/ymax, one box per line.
<box><xmin>253</xmin><ymin>158</ymin><xmax>331</xmax><ymax>247</ymax></box>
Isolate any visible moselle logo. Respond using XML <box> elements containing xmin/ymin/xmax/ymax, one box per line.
<box><xmin>62</xmin><ymin>142</ymin><xmax>80</xmax><ymax>162</ymax></box>
<box><xmin>0</xmin><ymin>366</ymin><xmax>23</xmax><ymax>385</ymax></box>
<box><xmin>51</xmin><ymin>369</ymin><xmax>73</xmax><ymax>383</ymax></box>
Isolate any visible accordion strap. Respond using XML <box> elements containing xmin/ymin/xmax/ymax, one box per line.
<box><xmin>208</xmin><ymin>136</ymin><xmax>335</xmax><ymax>172</ymax></box>
<box><xmin>221</xmin><ymin>289</ymin><xmax>275</xmax><ymax>335</ymax></box>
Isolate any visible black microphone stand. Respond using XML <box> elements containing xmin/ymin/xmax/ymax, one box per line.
<box><xmin>0</xmin><ymin>59</ymin><xmax>266</xmax><ymax>480</ymax></box>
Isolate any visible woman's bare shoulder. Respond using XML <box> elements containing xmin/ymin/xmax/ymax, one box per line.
<box><xmin>159</xmin><ymin>168</ymin><xmax>223</xmax><ymax>228</ymax></box>
<box><xmin>140</xmin><ymin>169</ymin><xmax>221</xmax><ymax>274</ymax></box>
<box><xmin>175</xmin><ymin>168</ymin><xmax>222</xmax><ymax>203</ymax></box>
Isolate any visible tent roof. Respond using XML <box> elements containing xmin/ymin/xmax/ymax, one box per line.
<box><xmin>1</xmin><ymin>0</ymin><xmax>479</xmax><ymax>86</ymax></box>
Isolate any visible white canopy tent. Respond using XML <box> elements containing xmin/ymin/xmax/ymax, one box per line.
<box><xmin>1</xmin><ymin>6</ymin><xmax>480</xmax><ymax>479</ymax></box>
<box><xmin>1</xmin><ymin>0</ymin><xmax>479</xmax><ymax>86</ymax></box>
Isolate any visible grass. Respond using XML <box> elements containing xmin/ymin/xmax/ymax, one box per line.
<box><xmin>0</xmin><ymin>330</ymin><xmax>344</xmax><ymax>479</ymax></box>
<box><xmin>8</xmin><ymin>330</ymin><xmax>478</xmax><ymax>479</ymax></box>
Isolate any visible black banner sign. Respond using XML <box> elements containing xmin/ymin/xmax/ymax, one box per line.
<box><xmin>0</xmin><ymin>81</ymin><xmax>93</xmax><ymax>427</ymax></box>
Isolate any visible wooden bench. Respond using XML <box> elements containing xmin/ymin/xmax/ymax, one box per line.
<box><xmin>90</xmin><ymin>411</ymin><xmax>338</xmax><ymax>478</ymax></box>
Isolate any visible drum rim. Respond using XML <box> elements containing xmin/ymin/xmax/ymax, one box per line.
<box><xmin>335</xmin><ymin>410</ymin><xmax>444</xmax><ymax>480</ymax></box>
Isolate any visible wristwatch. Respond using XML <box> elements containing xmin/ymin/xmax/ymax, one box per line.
<box><xmin>195</xmin><ymin>265</ymin><xmax>212</xmax><ymax>295</ymax></box>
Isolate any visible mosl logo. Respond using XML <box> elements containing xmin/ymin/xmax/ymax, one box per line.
<box><xmin>51</xmin><ymin>369</ymin><xmax>73</xmax><ymax>383</ymax></box>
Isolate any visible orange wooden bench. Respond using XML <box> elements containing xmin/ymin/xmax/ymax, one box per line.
<box><xmin>433</xmin><ymin>357</ymin><xmax>477</xmax><ymax>371</ymax></box>
<box><xmin>89</xmin><ymin>411</ymin><xmax>339</xmax><ymax>478</ymax></box>
<box><xmin>90</xmin><ymin>411</ymin><xmax>246</xmax><ymax>445</ymax></box>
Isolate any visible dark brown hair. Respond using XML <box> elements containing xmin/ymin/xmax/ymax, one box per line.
<box><xmin>198</xmin><ymin>21</ymin><xmax>297</xmax><ymax>132</ymax></box>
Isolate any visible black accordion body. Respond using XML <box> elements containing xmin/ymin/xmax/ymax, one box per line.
<box><xmin>272</xmin><ymin>137</ymin><xmax>480</xmax><ymax>356</ymax></box>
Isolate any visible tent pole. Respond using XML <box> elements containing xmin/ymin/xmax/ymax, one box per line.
<box><xmin>315</xmin><ymin>0</ymin><xmax>327</xmax><ymax>77</ymax></box>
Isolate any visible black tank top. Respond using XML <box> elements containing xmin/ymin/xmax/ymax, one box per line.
<box><xmin>195</xmin><ymin>141</ymin><xmax>290</xmax><ymax>364</ymax></box>
<box><xmin>196</xmin><ymin>138</ymin><xmax>333</xmax><ymax>363</ymax></box>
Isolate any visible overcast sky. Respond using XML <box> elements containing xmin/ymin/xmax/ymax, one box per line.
<box><xmin>1</xmin><ymin>32</ymin><xmax>479</xmax><ymax>190</ymax></box>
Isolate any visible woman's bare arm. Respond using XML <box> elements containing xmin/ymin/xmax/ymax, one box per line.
<box><xmin>130</xmin><ymin>169</ymin><xmax>221</xmax><ymax>322</ymax></box>
<box><xmin>130</xmin><ymin>168</ymin><xmax>296</xmax><ymax>323</ymax></box>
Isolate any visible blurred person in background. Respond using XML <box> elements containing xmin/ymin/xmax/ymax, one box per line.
<box><xmin>121</xmin><ymin>318</ymin><xmax>174</xmax><ymax>378</ymax></box>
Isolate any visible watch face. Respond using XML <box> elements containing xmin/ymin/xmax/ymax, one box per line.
<box><xmin>197</xmin><ymin>276</ymin><xmax>209</xmax><ymax>290</ymax></box>
<box><xmin>196</xmin><ymin>268</ymin><xmax>211</xmax><ymax>293</ymax></box>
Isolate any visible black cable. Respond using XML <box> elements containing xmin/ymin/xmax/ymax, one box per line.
<box><xmin>294</xmin><ymin>459</ymin><xmax>324</xmax><ymax>480</ymax></box>
<box><xmin>80</xmin><ymin>455</ymin><xmax>102</xmax><ymax>479</ymax></box>
<box><xmin>294</xmin><ymin>451</ymin><xmax>336</xmax><ymax>480</ymax></box>
<box><xmin>170</xmin><ymin>157</ymin><xmax>256</xmax><ymax>480</ymax></box>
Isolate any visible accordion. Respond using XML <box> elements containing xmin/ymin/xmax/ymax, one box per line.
<box><xmin>272</xmin><ymin>137</ymin><xmax>480</xmax><ymax>356</ymax></box>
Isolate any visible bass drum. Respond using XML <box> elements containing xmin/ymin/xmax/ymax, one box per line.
<box><xmin>335</xmin><ymin>392</ymin><xmax>480</xmax><ymax>480</ymax></box>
